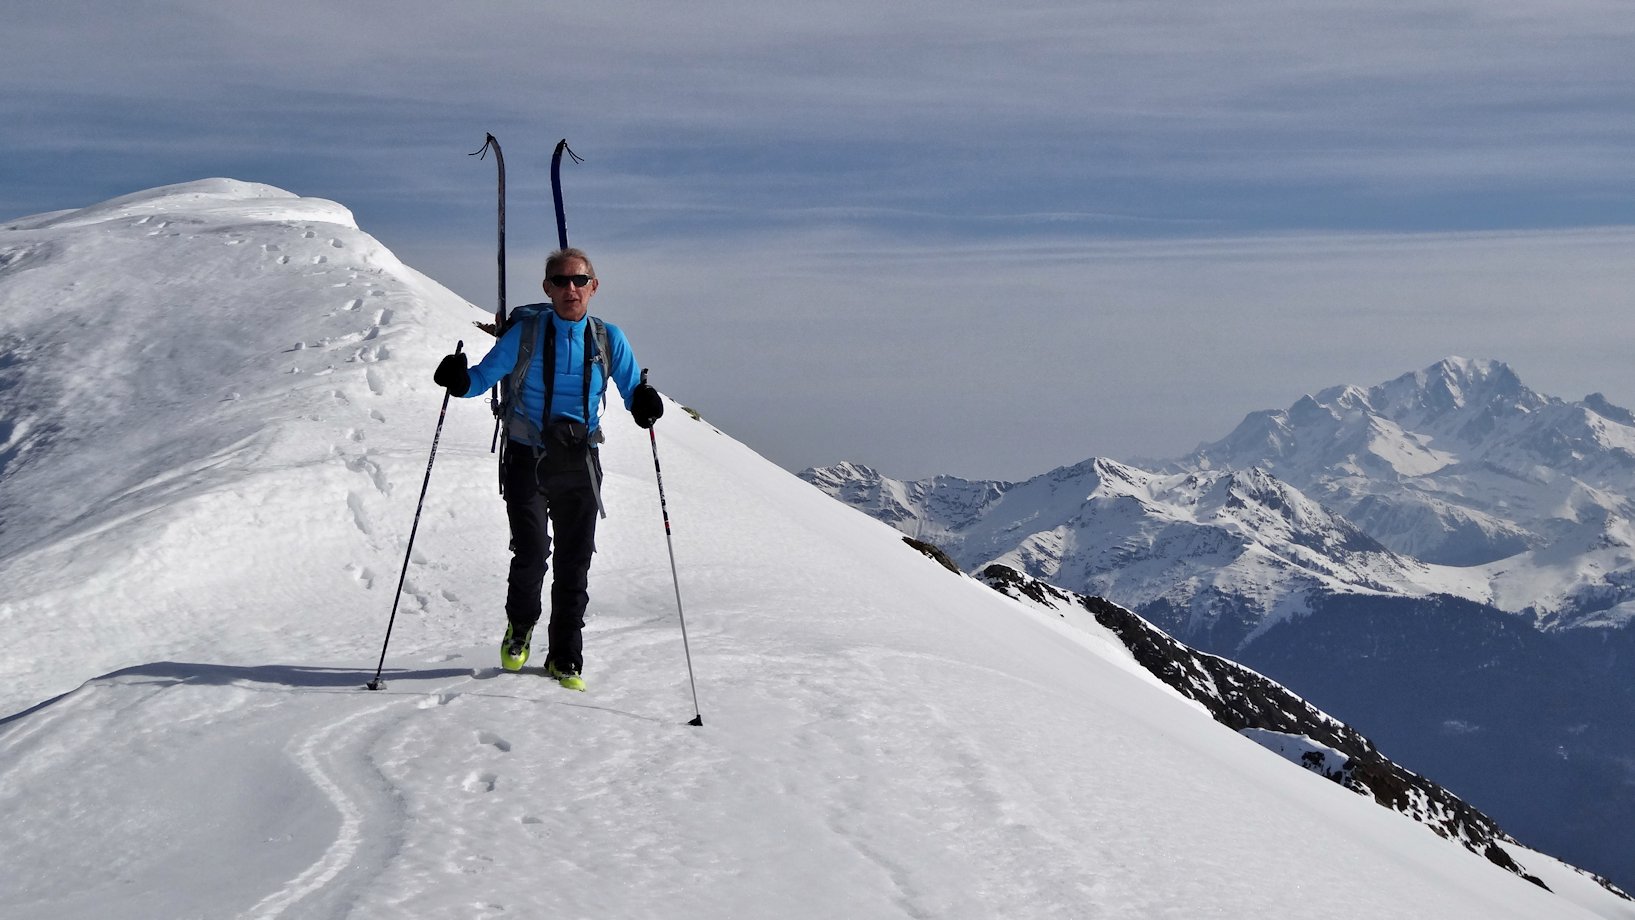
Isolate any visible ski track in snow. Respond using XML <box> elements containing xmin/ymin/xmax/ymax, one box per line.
<box><xmin>241</xmin><ymin>695</ymin><xmax>403</xmax><ymax>920</ymax></box>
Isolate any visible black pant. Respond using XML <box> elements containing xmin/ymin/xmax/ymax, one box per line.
<box><xmin>502</xmin><ymin>442</ymin><xmax>600</xmax><ymax>672</ymax></box>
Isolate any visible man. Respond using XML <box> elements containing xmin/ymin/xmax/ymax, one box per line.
<box><xmin>433</xmin><ymin>248</ymin><xmax>663</xmax><ymax>690</ymax></box>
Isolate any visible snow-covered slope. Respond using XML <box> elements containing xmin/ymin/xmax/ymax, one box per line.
<box><xmin>803</xmin><ymin>359</ymin><xmax>1635</xmax><ymax>892</ymax></box>
<box><xmin>0</xmin><ymin>179</ymin><xmax>477</xmax><ymax>707</ymax></box>
<box><xmin>2</xmin><ymin>182</ymin><xmax>1629</xmax><ymax>920</ymax></box>
<box><xmin>978</xmin><ymin>563</ymin><xmax>1628</xmax><ymax>907</ymax></box>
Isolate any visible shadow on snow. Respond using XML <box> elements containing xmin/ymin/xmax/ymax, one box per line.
<box><xmin>0</xmin><ymin>660</ymin><xmax>474</xmax><ymax>727</ymax></box>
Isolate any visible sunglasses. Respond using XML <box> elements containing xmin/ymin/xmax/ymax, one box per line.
<box><xmin>548</xmin><ymin>274</ymin><xmax>594</xmax><ymax>288</ymax></box>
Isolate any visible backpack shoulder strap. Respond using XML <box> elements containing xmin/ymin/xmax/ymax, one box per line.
<box><xmin>591</xmin><ymin>316</ymin><xmax>611</xmax><ymax>402</ymax></box>
<box><xmin>572</xmin><ymin>316</ymin><xmax>613</xmax><ymax>439</ymax></box>
<box><xmin>501</xmin><ymin>311</ymin><xmax>545</xmax><ymax>445</ymax></box>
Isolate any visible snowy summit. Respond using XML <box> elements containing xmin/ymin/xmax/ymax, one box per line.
<box><xmin>1</xmin><ymin>181</ymin><xmax>1629</xmax><ymax>919</ymax></box>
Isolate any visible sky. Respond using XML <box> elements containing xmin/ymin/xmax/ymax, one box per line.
<box><xmin>5</xmin><ymin>0</ymin><xmax>1635</xmax><ymax>480</ymax></box>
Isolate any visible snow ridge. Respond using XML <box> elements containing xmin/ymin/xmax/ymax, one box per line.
<box><xmin>980</xmin><ymin>563</ymin><xmax>1630</xmax><ymax>902</ymax></box>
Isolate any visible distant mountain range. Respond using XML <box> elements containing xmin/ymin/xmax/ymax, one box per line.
<box><xmin>803</xmin><ymin>357</ymin><xmax>1635</xmax><ymax>891</ymax></box>
<box><xmin>807</xmin><ymin>357</ymin><xmax>1635</xmax><ymax>638</ymax></box>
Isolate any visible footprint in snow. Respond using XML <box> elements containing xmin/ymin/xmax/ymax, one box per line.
<box><xmin>346</xmin><ymin>491</ymin><xmax>373</xmax><ymax>536</ymax></box>
<box><xmin>346</xmin><ymin>453</ymin><xmax>390</xmax><ymax>495</ymax></box>
<box><xmin>345</xmin><ymin>562</ymin><xmax>376</xmax><ymax>589</ymax></box>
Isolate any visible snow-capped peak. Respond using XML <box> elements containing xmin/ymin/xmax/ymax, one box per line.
<box><xmin>3</xmin><ymin>178</ymin><xmax>357</xmax><ymax>233</ymax></box>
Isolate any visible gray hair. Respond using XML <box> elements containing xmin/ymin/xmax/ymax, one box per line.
<box><xmin>545</xmin><ymin>247</ymin><xmax>595</xmax><ymax>279</ymax></box>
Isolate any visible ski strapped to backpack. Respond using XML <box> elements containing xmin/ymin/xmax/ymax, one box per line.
<box><xmin>495</xmin><ymin>306</ymin><xmax>612</xmax><ymax>516</ymax></box>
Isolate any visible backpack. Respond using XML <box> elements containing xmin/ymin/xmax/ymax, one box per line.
<box><xmin>496</xmin><ymin>305</ymin><xmax>611</xmax><ymax>449</ymax></box>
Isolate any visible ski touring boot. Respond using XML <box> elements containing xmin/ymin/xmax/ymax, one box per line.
<box><xmin>547</xmin><ymin>660</ymin><xmax>587</xmax><ymax>692</ymax></box>
<box><xmin>500</xmin><ymin>623</ymin><xmax>533</xmax><ymax>672</ymax></box>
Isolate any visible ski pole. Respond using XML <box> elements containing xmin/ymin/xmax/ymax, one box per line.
<box><xmin>366</xmin><ymin>340</ymin><xmax>464</xmax><ymax>691</ymax></box>
<box><xmin>644</xmin><ymin>370</ymin><xmax>703</xmax><ymax>726</ymax></box>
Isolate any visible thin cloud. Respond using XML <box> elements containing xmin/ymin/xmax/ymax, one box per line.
<box><xmin>6</xmin><ymin>0</ymin><xmax>1635</xmax><ymax>479</ymax></box>
<box><xmin>603</xmin><ymin>223</ymin><xmax>1635</xmax><ymax>478</ymax></box>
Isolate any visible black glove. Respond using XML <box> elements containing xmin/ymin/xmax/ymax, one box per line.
<box><xmin>631</xmin><ymin>382</ymin><xmax>664</xmax><ymax>429</ymax></box>
<box><xmin>433</xmin><ymin>352</ymin><xmax>469</xmax><ymax>394</ymax></box>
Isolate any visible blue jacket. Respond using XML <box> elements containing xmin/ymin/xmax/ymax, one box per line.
<box><xmin>461</xmin><ymin>306</ymin><xmax>643</xmax><ymax>440</ymax></box>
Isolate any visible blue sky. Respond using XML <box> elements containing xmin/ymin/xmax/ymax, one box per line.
<box><xmin>6</xmin><ymin>0</ymin><xmax>1635</xmax><ymax>479</ymax></box>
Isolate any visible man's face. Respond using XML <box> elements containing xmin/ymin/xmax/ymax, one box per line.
<box><xmin>544</xmin><ymin>257</ymin><xmax>598</xmax><ymax>321</ymax></box>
